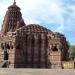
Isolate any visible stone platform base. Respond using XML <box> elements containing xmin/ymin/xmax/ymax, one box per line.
<box><xmin>0</xmin><ymin>69</ymin><xmax>75</xmax><ymax>75</ymax></box>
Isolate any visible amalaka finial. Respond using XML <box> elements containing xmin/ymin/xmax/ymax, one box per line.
<box><xmin>13</xmin><ymin>0</ymin><xmax>16</xmax><ymax>5</ymax></box>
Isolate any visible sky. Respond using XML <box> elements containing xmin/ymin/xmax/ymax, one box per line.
<box><xmin>0</xmin><ymin>0</ymin><xmax>75</xmax><ymax>45</ymax></box>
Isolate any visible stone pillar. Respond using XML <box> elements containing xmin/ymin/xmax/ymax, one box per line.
<box><xmin>9</xmin><ymin>42</ymin><xmax>15</xmax><ymax>68</ymax></box>
<box><xmin>30</xmin><ymin>34</ymin><xmax>34</xmax><ymax>67</ymax></box>
<box><xmin>34</xmin><ymin>34</ymin><xmax>40</xmax><ymax>68</ymax></box>
<box><xmin>11</xmin><ymin>34</ymin><xmax>24</xmax><ymax>68</ymax></box>
<box><xmin>0</xmin><ymin>44</ymin><xmax>4</xmax><ymax>62</ymax></box>
<box><xmin>26</xmin><ymin>34</ymin><xmax>32</xmax><ymax>68</ymax></box>
<box><xmin>40</xmin><ymin>34</ymin><xmax>47</xmax><ymax>68</ymax></box>
<box><xmin>38</xmin><ymin>34</ymin><xmax>41</xmax><ymax>68</ymax></box>
<box><xmin>23</xmin><ymin>34</ymin><xmax>28</xmax><ymax>67</ymax></box>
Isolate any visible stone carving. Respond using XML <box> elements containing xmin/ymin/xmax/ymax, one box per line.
<box><xmin>0</xmin><ymin>1</ymin><xmax>69</xmax><ymax>68</ymax></box>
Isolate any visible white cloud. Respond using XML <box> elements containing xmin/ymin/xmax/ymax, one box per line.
<box><xmin>0</xmin><ymin>0</ymin><xmax>64</xmax><ymax>33</ymax></box>
<box><xmin>19</xmin><ymin>0</ymin><xmax>64</xmax><ymax>33</ymax></box>
<box><xmin>63</xmin><ymin>2</ymin><xmax>75</xmax><ymax>32</ymax></box>
<box><xmin>56</xmin><ymin>23</ymin><xmax>64</xmax><ymax>33</ymax></box>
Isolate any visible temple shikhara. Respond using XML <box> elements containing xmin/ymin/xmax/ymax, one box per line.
<box><xmin>0</xmin><ymin>0</ymin><xmax>69</xmax><ymax>68</ymax></box>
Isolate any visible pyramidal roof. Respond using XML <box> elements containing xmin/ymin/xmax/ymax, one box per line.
<box><xmin>1</xmin><ymin>0</ymin><xmax>25</xmax><ymax>35</ymax></box>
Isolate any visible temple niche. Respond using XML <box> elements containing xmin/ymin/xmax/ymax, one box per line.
<box><xmin>0</xmin><ymin>1</ymin><xmax>69</xmax><ymax>68</ymax></box>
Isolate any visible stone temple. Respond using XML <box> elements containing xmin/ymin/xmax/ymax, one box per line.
<box><xmin>0</xmin><ymin>1</ymin><xmax>69</xmax><ymax>68</ymax></box>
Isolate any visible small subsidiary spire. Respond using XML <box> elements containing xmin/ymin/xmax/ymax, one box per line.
<box><xmin>13</xmin><ymin>0</ymin><xmax>16</xmax><ymax>5</ymax></box>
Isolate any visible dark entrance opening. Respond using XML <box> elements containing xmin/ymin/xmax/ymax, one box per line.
<box><xmin>4</xmin><ymin>51</ymin><xmax>8</xmax><ymax>60</ymax></box>
<box><xmin>52</xmin><ymin>46</ymin><xmax>58</xmax><ymax>51</ymax></box>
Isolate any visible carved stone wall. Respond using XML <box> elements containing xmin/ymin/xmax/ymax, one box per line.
<box><xmin>47</xmin><ymin>32</ymin><xmax>69</xmax><ymax>69</ymax></box>
<box><xmin>0</xmin><ymin>1</ymin><xmax>69</xmax><ymax>68</ymax></box>
<box><xmin>0</xmin><ymin>32</ymin><xmax>16</xmax><ymax>68</ymax></box>
<box><xmin>14</xmin><ymin>25</ymin><xmax>50</xmax><ymax>68</ymax></box>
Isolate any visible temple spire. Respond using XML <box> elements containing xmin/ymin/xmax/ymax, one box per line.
<box><xmin>13</xmin><ymin>0</ymin><xmax>16</xmax><ymax>5</ymax></box>
<box><xmin>1</xmin><ymin>0</ymin><xmax>25</xmax><ymax>35</ymax></box>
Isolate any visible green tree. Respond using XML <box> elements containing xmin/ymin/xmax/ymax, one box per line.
<box><xmin>69</xmin><ymin>45</ymin><xmax>75</xmax><ymax>60</ymax></box>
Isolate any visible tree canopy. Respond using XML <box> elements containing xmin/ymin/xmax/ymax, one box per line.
<box><xmin>69</xmin><ymin>45</ymin><xmax>75</xmax><ymax>59</ymax></box>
